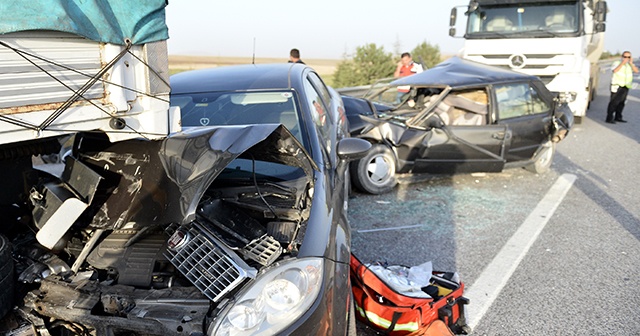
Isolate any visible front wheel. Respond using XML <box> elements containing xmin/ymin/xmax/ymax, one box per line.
<box><xmin>525</xmin><ymin>141</ymin><xmax>556</xmax><ymax>174</ymax></box>
<box><xmin>350</xmin><ymin>144</ymin><xmax>397</xmax><ymax>194</ymax></box>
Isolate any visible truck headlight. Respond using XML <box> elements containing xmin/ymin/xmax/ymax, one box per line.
<box><xmin>558</xmin><ymin>91</ymin><xmax>577</xmax><ymax>103</ymax></box>
<box><xmin>210</xmin><ymin>258</ymin><xmax>323</xmax><ymax>335</ymax></box>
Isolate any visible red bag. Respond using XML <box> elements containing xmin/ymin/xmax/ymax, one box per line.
<box><xmin>350</xmin><ymin>253</ymin><xmax>470</xmax><ymax>335</ymax></box>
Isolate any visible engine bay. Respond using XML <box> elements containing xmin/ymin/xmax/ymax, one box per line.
<box><xmin>0</xmin><ymin>125</ymin><xmax>315</xmax><ymax>335</ymax></box>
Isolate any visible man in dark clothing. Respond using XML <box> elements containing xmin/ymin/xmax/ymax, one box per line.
<box><xmin>288</xmin><ymin>48</ymin><xmax>305</xmax><ymax>64</ymax></box>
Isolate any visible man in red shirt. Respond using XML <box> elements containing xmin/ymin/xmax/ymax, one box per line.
<box><xmin>394</xmin><ymin>52</ymin><xmax>424</xmax><ymax>78</ymax></box>
<box><xmin>393</xmin><ymin>52</ymin><xmax>424</xmax><ymax>104</ymax></box>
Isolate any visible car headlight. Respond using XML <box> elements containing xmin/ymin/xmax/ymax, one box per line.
<box><xmin>210</xmin><ymin>258</ymin><xmax>324</xmax><ymax>336</ymax></box>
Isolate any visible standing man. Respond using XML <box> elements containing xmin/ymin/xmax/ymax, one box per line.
<box><xmin>393</xmin><ymin>52</ymin><xmax>423</xmax><ymax>78</ymax></box>
<box><xmin>393</xmin><ymin>52</ymin><xmax>424</xmax><ymax>104</ymax></box>
<box><xmin>288</xmin><ymin>48</ymin><xmax>305</xmax><ymax>64</ymax></box>
<box><xmin>606</xmin><ymin>51</ymin><xmax>638</xmax><ymax>124</ymax></box>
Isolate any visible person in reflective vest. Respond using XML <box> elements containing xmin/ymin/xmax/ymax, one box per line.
<box><xmin>606</xmin><ymin>51</ymin><xmax>638</xmax><ymax>124</ymax></box>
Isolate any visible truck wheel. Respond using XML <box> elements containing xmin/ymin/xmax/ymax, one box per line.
<box><xmin>525</xmin><ymin>141</ymin><xmax>556</xmax><ymax>174</ymax></box>
<box><xmin>350</xmin><ymin>144</ymin><xmax>397</xmax><ymax>194</ymax></box>
<box><xmin>0</xmin><ymin>234</ymin><xmax>14</xmax><ymax>318</ymax></box>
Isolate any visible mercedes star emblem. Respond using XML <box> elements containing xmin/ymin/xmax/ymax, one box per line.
<box><xmin>509</xmin><ymin>54</ymin><xmax>526</xmax><ymax>69</ymax></box>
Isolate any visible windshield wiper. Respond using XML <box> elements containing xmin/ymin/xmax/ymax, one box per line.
<box><xmin>469</xmin><ymin>31</ymin><xmax>510</xmax><ymax>38</ymax></box>
<box><xmin>518</xmin><ymin>28</ymin><xmax>559</xmax><ymax>37</ymax></box>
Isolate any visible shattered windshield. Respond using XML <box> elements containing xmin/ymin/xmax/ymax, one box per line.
<box><xmin>466</xmin><ymin>2</ymin><xmax>580</xmax><ymax>38</ymax></box>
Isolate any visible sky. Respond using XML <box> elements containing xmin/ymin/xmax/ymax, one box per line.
<box><xmin>165</xmin><ymin>0</ymin><xmax>639</xmax><ymax>60</ymax></box>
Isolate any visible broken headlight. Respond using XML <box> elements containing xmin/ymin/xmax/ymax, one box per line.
<box><xmin>209</xmin><ymin>258</ymin><xmax>323</xmax><ymax>336</ymax></box>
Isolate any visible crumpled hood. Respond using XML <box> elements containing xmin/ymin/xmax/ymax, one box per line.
<box><xmin>76</xmin><ymin>124</ymin><xmax>314</xmax><ymax>229</ymax></box>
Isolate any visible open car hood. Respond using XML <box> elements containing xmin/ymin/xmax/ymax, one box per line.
<box><xmin>73</xmin><ymin>124</ymin><xmax>315</xmax><ymax>229</ymax></box>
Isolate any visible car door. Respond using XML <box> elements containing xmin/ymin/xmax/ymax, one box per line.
<box><xmin>493</xmin><ymin>81</ymin><xmax>552</xmax><ymax>162</ymax></box>
<box><xmin>406</xmin><ymin>87</ymin><xmax>510</xmax><ymax>174</ymax></box>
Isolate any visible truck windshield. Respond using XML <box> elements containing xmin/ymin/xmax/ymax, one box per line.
<box><xmin>466</xmin><ymin>2</ymin><xmax>580</xmax><ymax>38</ymax></box>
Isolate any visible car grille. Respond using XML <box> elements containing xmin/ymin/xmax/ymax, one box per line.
<box><xmin>241</xmin><ymin>234</ymin><xmax>282</xmax><ymax>266</ymax></box>
<box><xmin>165</xmin><ymin>222</ymin><xmax>256</xmax><ymax>302</ymax></box>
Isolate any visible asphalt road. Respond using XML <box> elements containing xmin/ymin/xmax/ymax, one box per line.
<box><xmin>348</xmin><ymin>66</ymin><xmax>640</xmax><ymax>335</ymax></box>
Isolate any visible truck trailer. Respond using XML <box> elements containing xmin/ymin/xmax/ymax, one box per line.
<box><xmin>449</xmin><ymin>0</ymin><xmax>607</xmax><ymax>123</ymax></box>
<box><xmin>0</xmin><ymin>1</ymin><xmax>178</xmax><ymax>206</ymax></box>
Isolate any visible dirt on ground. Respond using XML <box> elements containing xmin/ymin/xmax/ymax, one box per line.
<box><xmin>168</xmin><ymin>55</ymin><xmax>340</xmax><ymax>78</ymax></box>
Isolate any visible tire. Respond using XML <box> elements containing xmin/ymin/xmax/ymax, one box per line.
<box><xmin>525</xmin><ymin>141</ymin><xmax>556</xmax><ymax>174</ymax></box>
<box><xmin>0</xmin><ymin>234</ymin><xmax>14</xmax><ymax>318</ymax></box>
<box><xmin>350</xmin><ymin>144</ymin><xmax>397</xmax><ymax>194</ymax></box>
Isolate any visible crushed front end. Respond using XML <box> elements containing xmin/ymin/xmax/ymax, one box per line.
<box><xmin>0</xmin><ymin>124</ymin><xmax>319</xmax><ymax>335</ymax></box>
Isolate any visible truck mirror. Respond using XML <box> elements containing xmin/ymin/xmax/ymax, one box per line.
<box><xmin>595</xmin><ymin>1</ymin><xmax>607</xmax><ymax>22</ymax></box>
<box><xmin>449</xmin><ymin>8</ymin><xmax>457</xmax><ymax>27</ymax></box>
<box><xmin>449</xmin><ymin>27</ymin><xmax>456</xmax><ymax>37</ymax></box>
<box><xmin>595</xmin><ymin>22</ymin><xmax>606</xmax><ymax>33</ymax></box>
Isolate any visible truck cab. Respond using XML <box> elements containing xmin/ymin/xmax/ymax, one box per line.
<box><xmin>449</xmin><ymin>0</ymin><xmax>607</xmax><ymax>123</ymax></box>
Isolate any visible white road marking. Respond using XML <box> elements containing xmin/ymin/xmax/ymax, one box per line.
<box><xmin>626</xmin><ymin>95</ymin><xmax>640</xmax><ymax>103</ymax></box>
<box><xmin>464</xmin><ymin>173</ymin><xmax>577</xmax><ymax>330</ymax></box>
<box><xmin>357</xmin><ymin>224</ymin><xmax>423</xmax><ymax>233</ymax></box>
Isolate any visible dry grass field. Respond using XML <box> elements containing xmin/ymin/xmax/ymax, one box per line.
<box><xmin>169</xmin><ymin>55</ymin><xmax>341</xmax><ymax>84</ymax></box>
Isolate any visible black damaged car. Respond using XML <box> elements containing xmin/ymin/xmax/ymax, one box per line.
<box><xmin>0</xmin><ymin>64</ymin><xmax>370</xmax><ymax>335</ymax></box>
<box><xmin>341</xmin><ymin>57</ymin><xmax>573</xmax><ymax>194</ymax></box>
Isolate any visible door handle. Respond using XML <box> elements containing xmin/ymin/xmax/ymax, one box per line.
<box><xmin>492</xmin><ymin>132</ymin><xmax>505</xmax><ymax>140</ymax></box>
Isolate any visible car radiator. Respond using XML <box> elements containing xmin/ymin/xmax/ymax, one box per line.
<box><xmin>164</xmin><ymin>222</ymin><xmax>257</xmax><ymax>302</ymax></box>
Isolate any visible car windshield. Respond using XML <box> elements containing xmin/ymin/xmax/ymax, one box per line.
<box><xmin>171</xmin><ymin>91</ymin><xmax>305</xmax><ymax>146</ymax></box>
<box><xmin>364</xmin><ymin>83</ymin><xmax>414</xmax><ymax>108</ymax></box>
<box><xmin>466</xmin><ymin>2</ymin><xmax>579</xmax><ymax>37</ymax></box>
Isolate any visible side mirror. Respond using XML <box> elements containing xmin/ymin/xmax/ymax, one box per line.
<box><xmin>595</xmin><ymin>1</ymin><xmax>607</xmax><ymax>22</ymax></box>
<box><xmin>449</xmin><ymin>8</ymin><xmax>457</xmax><ymax>27</ymax></box>
<box><xmin>337</xmin><ymin>138</ymin><xmax>371</xmax><ymax>162</ymax></box>
<box><xmin>449</xmin><ymin>8</ymin><xmax>458</xmax><ymax>36</ymax></box>
<box><xmin>595</xmin><ymin>22</ymin><xmax>606</xmax><ymax>33</ymax></box>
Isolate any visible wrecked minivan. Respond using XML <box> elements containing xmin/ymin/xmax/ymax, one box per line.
<box><xmin>342</xmin><ymin>57</ymin><xmax>573</xmax><ymax>194</ymax></box>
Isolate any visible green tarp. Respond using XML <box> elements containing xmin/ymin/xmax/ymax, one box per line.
<box><xmin>0</xmin><ymin>0</ymin><xmax>169</xmax><ymax>45</ymax></box>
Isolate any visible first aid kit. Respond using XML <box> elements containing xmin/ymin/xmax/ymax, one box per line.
<box><xmin>350</xmin><ymin>253</ymin><xmax>470</xmax><ymax>335</ymax></box>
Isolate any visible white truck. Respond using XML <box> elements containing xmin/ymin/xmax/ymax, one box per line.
<box><xmin>448</xmin><ymin>0</ymin><xmax>608</xmax><ymax>123</ymax></box>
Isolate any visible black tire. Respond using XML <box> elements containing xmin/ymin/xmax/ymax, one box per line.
<box><xmin>0</xmin><ymin>234</ymin><xmax>14</xmax><ymax>318</ymax></box>
<box><xmin>525</xmin><ymin>141</ymin><xmax>556</xmax><ymax>174</ymax></box>
<box><xmin>350</xmin><ymin>144</ymin><xmax>397</xmax><ymax>194</ymax></box>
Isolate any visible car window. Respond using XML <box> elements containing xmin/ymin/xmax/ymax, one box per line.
<box><xmin>303</xmin><ymin>78</ymin><xmax>332</xmax><ymax>141</ymax></box>
<box><xmin>172</xmin><ymin>91</ymin><xmax>304</xmax><ymax>145</ymax></box>
<box><xmin>495</xmin><ymin>83</ymin><xmax>547</xmax><ymax>119</ymax></box>
<box><xmin>529</xmin><ymin>85</ymin><xmax>551</xmax><ymax>113</ymax></box>
<box><xmin>307</xmin><ymin>73</ymin><xmax>332</xmax><ymax>109</ymax></box>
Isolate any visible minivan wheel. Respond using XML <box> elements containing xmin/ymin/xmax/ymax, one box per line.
<box><xmin>351</xmin><ymin>144</ymin><xmax>397</xmax><ymax>194</ymax></box>
<box><xmin>0</xmin><ymin>234</ymin><xmax>14</xmax><ymax>319</ymax></box>
<box><xmin>525</xmin><ymin>141</ymin><xmax>556</xmax><ymax>174</ymax></box>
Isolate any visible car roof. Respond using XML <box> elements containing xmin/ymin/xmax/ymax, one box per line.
<box><xmin>391</xmin><ymin>56</ymin><xmax>539</xmax><ymax>88</ymax></box>
<box><xmin>170</xmin><ymin>63</ymin><xmax>307</xmax><ymax>94</ymax></box>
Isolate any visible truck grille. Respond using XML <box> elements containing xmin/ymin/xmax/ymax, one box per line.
<box><xmin>165</xmin><ymin>222</ymin><xmax>256</xmax><ymax>302</ymax></box>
